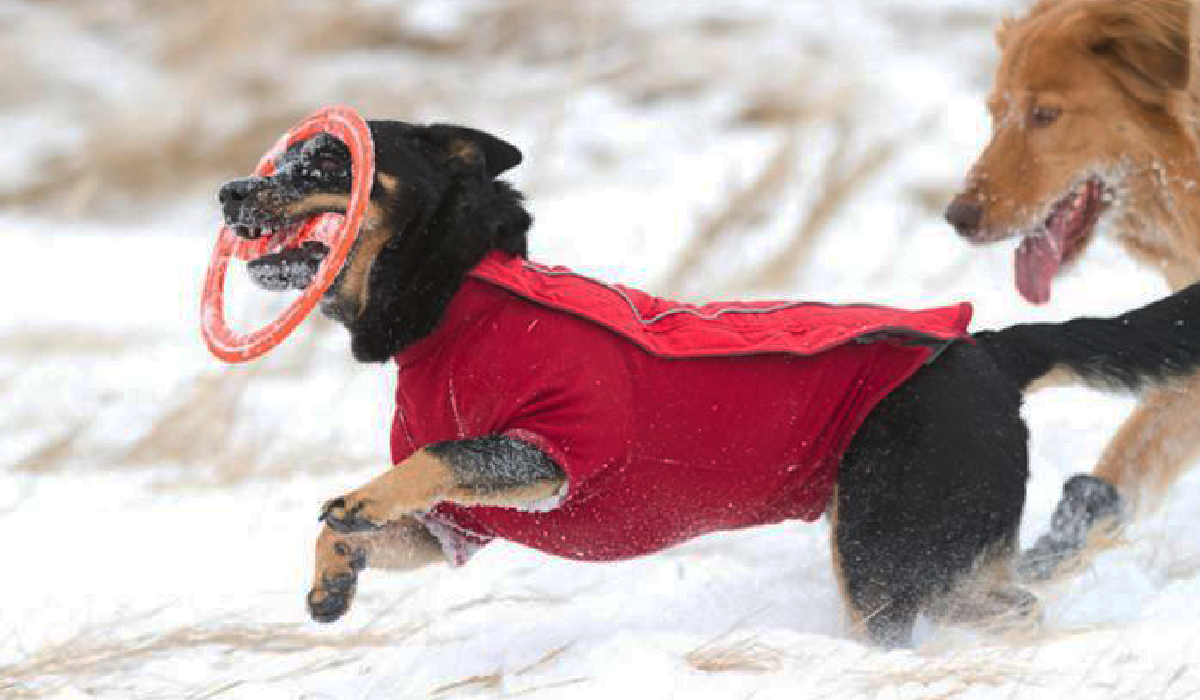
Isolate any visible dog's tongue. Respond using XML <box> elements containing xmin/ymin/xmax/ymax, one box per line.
<box><xmin>1014</xmin><ymin>225</ymin><xmax>1066</xmax><ymax>305</ymax></box>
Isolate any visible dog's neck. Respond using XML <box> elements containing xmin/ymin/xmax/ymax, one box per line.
<box><xmin>346</xmin><ymin>180</ymin><xmax>531</xmax><ymax>362</ymax></box>
<box><xmin>1112</xmin><ymin>147</ymin><xmax>1200</xmax><ymax>290</ymax></box>
<box><xmin>1145</xmin><ymin>89</ymin><xmax>1200</xmax><ymax>288</ymax></box>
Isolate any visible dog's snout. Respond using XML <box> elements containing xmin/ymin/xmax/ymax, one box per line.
<box><xmin>219</xmin><ymin>178</ymin><xmax>258</xmax><ymax>206</ymax></box>
<box><xmin>944</xmin><ymin>200</ymin><xmax>983</xmax><ymax>238</ymax></box>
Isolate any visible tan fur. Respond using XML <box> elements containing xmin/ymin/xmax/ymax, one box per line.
<box><xmin>1026</xmin><ymin>366</ymin><xmax>1075</xmax><ymax>393</ymax></box>
<box><xmin>956</xmin><ymin>0</ymin><xmax>1200</xmax><ymax>511</ymax></box>
<box><xmin>445</xmin><ymin>139</ymin><xmax>482</xmax><ymax>165</ymax></box>
<box><xmin>320</xmin><ymin>177</ymin><xmax>403</xmax><ymax>320</ymax></box>
<box><xmin>336</xmin><ymin>217</ymin><xmax>392</xmax><ymax>317</ymax></box>
<box><xmin>376</xmin><ymin>173</ymin><xmax>401</xmax><ymax>193</ymax></box>
<box><xmin>283</xmin><ymin>193</ymin><xmax>350</xmax><ymax>219</ymax></box>
<box><xmin>1094</xmin><ymin>373</ymin><xmax>1200</xmax><ymax>505</ymax></box>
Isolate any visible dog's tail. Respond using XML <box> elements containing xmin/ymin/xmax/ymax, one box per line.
<box><xmin>974</xmin><ymin>282</ymin><xmax>1200</xmax><ymax>393</ymax></box>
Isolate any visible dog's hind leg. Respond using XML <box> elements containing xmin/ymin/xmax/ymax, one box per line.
<box><xmin>307</xmin><ymin>517</ymin><xmax>444</xmax><ymax>623</ymax></box>
<box><xmin>834</xmin><ymin>342</ymin><xmax>1032</xmax><ymax>647</ymax></box>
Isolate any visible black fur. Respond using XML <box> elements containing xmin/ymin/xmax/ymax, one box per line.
<box><xmin>426</xmin><ymin>436</ymin><xmax>565</xmax><ymax>498</ymax></box>
<box><xmin>975</xmin><ymin>284</ymin><xmax>1200</xmax><ymax>392</ymax></box>
<box><xmin>336</xmin><ymin>122</ymin><xmax>531</xmax><ymax>362</ymax></box>
<box><xmin>345</xmin><ymin>173</ymin><xmax>530</xmax><ymax>362</ymax></box>
<box><xmin>837</xmin><ymin>340</ymin><xmax>1029</xmax><ymax>645</ymax></box>
<box><xmin>221</xmin><ymin>120</ymin><xmax>1200</xmax><ymax>647</ymax></box>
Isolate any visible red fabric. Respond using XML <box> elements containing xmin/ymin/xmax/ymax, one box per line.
<box><xmin>391</xmin><ymin>253</ymin><xmax>972</xmax><ymax>563</ymax></box>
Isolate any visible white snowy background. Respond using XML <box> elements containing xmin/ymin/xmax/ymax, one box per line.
<box><xmin>3</xmin><ymin>0</ymin><xmax>1200</xmax><ymax>698</ymax></box>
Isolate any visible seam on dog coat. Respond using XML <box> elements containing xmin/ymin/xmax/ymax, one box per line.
<box><xmin>391</xmin><ymin>253</ymin><xmax>972</xmax><ymax>565</ymax></box>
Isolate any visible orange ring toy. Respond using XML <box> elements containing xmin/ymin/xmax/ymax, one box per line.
<box><xmin>201</xmin><ymin>106</ymin><xmax>375</xmax><ymax>363</ymax></box>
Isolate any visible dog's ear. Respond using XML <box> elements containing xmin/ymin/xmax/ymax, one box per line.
<box><xmin>998</xmin><ymin>1</ymin><xmax>1065</xmax><ymax>48</ymax></box>
<box><xmin>1082</xmin><ymin>0</ymin><xmax>1191</xmax><ymax>105</ymax></box>
<box><xmin>420</xmin><ymin>124</ymin><xmax>523</xmax><ymax>178</ymax></box>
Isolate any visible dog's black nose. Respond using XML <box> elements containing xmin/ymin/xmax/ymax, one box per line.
<box><xmin>944</xmin><ymin>200</ymin><xmax>983</xmax><ymax>238</ymax></box>
<box><xmin>219</xmin><ymin>178</ymin><xmax>258</xmax><ymax>206</ymax></box>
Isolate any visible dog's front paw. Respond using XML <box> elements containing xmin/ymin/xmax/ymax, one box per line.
<box><xmin>320</xmin><ymin>495</ymin><xmax>388</xmax><ymax>534</ymax></box>
<box><xmin>307</xmin><ymin>540</ymin><xmax>367</xmax><ymax>623</ymax></box>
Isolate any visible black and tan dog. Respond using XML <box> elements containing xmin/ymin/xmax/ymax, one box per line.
<box><xmin>220</xmin><ymin>120</ymin><xmax>1200</xmax><ymax>646</ymax></box>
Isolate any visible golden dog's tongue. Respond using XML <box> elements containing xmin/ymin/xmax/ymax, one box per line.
<box><xmin>1014</xmin><ymin>228</ymin><xmax>1064</xmax><ymax>305</ymax></box>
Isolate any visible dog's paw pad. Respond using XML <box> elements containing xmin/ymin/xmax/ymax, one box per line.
<box><xmin>320</xmin><ymin>497</ymin><xmax>384</xmax><ymax>534</ymax></box>
<box><xmin>307</xmin><ymin>584</ymin><xmax>352</xmax><ymax>623</ymax></box>
<box><xmin>333</xmin><ymin>541</ymin><xmax>368</xmax><ymax>572</ymax></box>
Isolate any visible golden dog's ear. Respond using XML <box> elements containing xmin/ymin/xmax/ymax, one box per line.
<box><xmin>998</xmin><ymin>1</ymin><xmax>1066</xmax><ymax>48</ymax></box>
<box><xmin>1082</xmin><ymin>0</ymin><xmax>1191</xmax><ymax>104</ymax></box>
<box><xmin>421</xmin><ymin>124</ymin><xmax>523</xmax><ymax>178</ymax></box>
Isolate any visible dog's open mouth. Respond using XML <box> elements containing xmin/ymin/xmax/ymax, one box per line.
<box><xmin>1014</xmin><ymin>178</ymin><xmax>1110</xmax><ymax>305</ymax></box>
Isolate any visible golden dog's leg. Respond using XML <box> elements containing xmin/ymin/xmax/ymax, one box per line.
<box><xmin>307</xmin><ymin>517</ymin><xmax>443</xmax><ymax>623</ymax></box>
<box><xmin>1022</xmin><ymin>376</ymin><xmax>1200</xmax><ymax>579</ymax></box>
<box><xmin>1094</xmin><ymin>374</ymin><xmax>1200</xmax><ymax>510</ymax></box>
<box><xmin>320</xmin><ymin>449</ymin><xmax>564</xmax><ymax>533</ymax></box>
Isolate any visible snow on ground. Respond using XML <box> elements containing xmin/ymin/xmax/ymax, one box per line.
<box><xmin>3</xmin><ymin>0</ymin><xmax>1200</xmax><ymax>698</ymax></box>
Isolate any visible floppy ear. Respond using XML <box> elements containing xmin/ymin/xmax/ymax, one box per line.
<box><xmin>1082</xmin><ymin>0</ymin><xmax>1191</xmax><ymax>105</ymax></box>
<box><xmin>421</xmin><ymin>124</ymin><xmax>523</xmax><ymax>178</ymax></box>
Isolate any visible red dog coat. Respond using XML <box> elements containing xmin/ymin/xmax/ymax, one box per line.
<box><xmin>391</xmin><ymin>253</ymin><xmax>972</xmax><ymax>564</ymax></box>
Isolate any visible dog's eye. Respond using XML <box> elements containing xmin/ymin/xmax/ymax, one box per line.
<box><xmin>1030</xmin><ymin>105</ymin><xmax>1061</xmax><ymax>128</ymax></box>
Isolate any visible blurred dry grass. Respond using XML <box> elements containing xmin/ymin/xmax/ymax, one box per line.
<box><xmin>429</xmin><ymin>644</ymin><xmax>585</xmax><ymax>698</ymax></box>
<box><xmin>1</xmin><ymin>0</ymin><xmax>901</xmax><ymax>240</ymax></box>
<box><xmin>686</xmin><ymin>636</ymin><xmax>784</xmax><ymax>674</ymax></box>
<box><xmin>660</xmin><ymin>133</ymin><xmax>799</xmax><ymax>293</ymax></box>
<box><xmin>745</xmin><ymin>116</ymin><xmax>921</xmax><ymax>290</ymax></box>
<box><xmin>0</xmin><ymin>0</ymin><xmax>633</xmax><ymax>215</ymax></box>
<box><xmin>663</xmin><ymin>109</ymin><xmax>923</xmax><ymax>295</ymax></box>
<box><xmin>0</xmin><ymin>614</ymin><xmax>413</xmax><ymax>700</ymax></box>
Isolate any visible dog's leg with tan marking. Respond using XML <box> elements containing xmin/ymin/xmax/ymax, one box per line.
<box><xmin>321</xmin><ymin>436</ymin><xmax>565</xmax><ymax>534</ymax></box>
<box><xmin>307</xmin><ymin>517</ymin><xmax>444</xmax><ymax>623</ymax></box>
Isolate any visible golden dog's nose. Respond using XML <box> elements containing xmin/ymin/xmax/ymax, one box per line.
<box><xmin>944</xmin><ymin>199</ymin><xmax>983</xmax><ymax>238</ymax></box>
